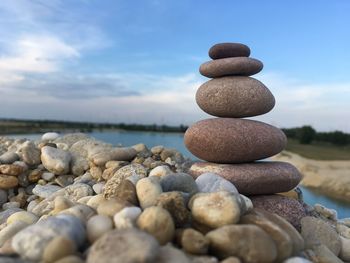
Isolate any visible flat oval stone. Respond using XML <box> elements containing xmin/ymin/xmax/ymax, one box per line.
<box><xmin>209</xmin><ymin>43</ymin><xmax>250</xmax><ymax>59</ymax></box>
<box><xmin>184</xmin><ymin>118</ymin><xmax>287</xmax><ymax>163</ymax></box>
<box><xmin>196</xmin><ymin>77</ymin><xmax>275</xmax><ymax>118</ymax></box>
<box><xmin>189</xmin><ymin>161</ymin><xmax>301</xmax><ymax>195</ymax></box>
<box><xmin>200</xmin><ymin>57</ymin><xmax>263</xmax><ymax>78</ymax></box>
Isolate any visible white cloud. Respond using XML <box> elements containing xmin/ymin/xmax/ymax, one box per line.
<box><xmin>0</xmin><ymin>35</ymin><xmax>79</xmax><ymax>73</ymax></box>
<box><xmin>0</xmin><ymin>70</ymin><xmax>349</xmax><ymax>132</ymax></box>
<box><xmin>0</xmin><ymin>0</ymin><xmax>108</xmax><ymax>75</ymax></box>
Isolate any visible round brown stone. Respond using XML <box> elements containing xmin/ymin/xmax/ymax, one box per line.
<box><xmin>199</xmin><ymin>57</ymin><xmax>263</xmax><ymax>78</ymax></box>
<box><xmin>189</xmin><ymin>161</ymin><xmax>301</xmax><ymax>195</ymax></box>
<box><xmin>0</xmin><ymin>175</ymin><xmax>18</xmax><ymax>189</ymax></box>
<box><xmin>250</xmin><ymin>195</ymin><xmax>307</xmax><ymax>231</ymax></box>
<box><xmin>196</xmin><ymin>77</ymin><xmax>275</xmax><ymax>118</ymax></box>
<box><xmin>209</xmin><ymin>43</ymin><xmax>250</xmax><ymax>59</ymax></box>
<box><xmin>184</xmin><ymin>118</ymin><xmax>287</xmax><ymax>163</ymax></box>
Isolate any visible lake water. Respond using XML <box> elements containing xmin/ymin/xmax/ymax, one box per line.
<box><xmin>7</xmin><ymin>130</ymin><xmax>350</xmax><ymax>219</ymax></box>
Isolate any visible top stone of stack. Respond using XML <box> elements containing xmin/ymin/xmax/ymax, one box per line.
<box><xmin>209</xmin><ymin>43</ymin><xmax>251</xmax><ymax>59</ymax></box>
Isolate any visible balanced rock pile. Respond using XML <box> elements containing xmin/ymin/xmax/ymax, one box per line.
<box><xmin>185</xmin><ymin>43</ymin><xmax>306</xmax><ymax>223</ymax></box>
<box><xmin>0</xmin><ymin>45</ymin><xmax>348</xmax><ymax>263</ymax></box>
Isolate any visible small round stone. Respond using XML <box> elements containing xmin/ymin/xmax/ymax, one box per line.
<box><xmin>114</xmin><ymin>206</ymin><xmax>142</xmax><ymax>229</ymax></box>
<box><xmin>185</xmin><ymin>118</ymin><xmax>287</xmax><ymax>163</ymax></box>
<box><xmin>97</xmin><ymin>197</ymin><xmax>132</xmax><ymax>217</ymax></box>
<box><xmin>200</xmin><ymin>57</ymin><xmax>263</xmax><ymax>78</ymax></box>
<box><xmin>160</xmin><ymin>173</ymin><xmax>198</xmax><ymax>196</ymax></box>
<box><xmin>42</xmin><ymin>236</ymin><xmax>76</xmax><ymax>263</ymax></box>
<box><xmin>195</xmin><ymin>173</ymin><xmax>238</xmax><ymax>194</ymax></box>
<box><xmin>137</xmin><ymin>206</ymin><xmax>175</xmax><ymax>245</ymax></box>
<box><xmin>149</xmin><ymin>165</ymin><xmax>172</xmax><ymax>177</ymax></box>
<box><xmin>136</xmin><ymin>177</ymin><xmax>163</xmax><ymax>209</ymax></box>
<box><xmin>87</xmin><ymin>215</ymin><xmax>114</xmax><ymax>243</ymax></box>
<box><xmin>41</xmin><ymin>146</ymin><xmax>71</xmax><ymax>175</ymax></box>
<box><xmin>155</xmin><ymin>191</ymin><xmax>190</xmax><ymax>227</ymax></box>
<box><xmin>103</xmin><ymin>164</ymin><xmax>147</xmax><ymax>199</ymax></box>
<box><xmin>196</xmin><ymin>76</ymin><xmax>275</xmax><ymax>118</ymax></box>
<box><xmin>7</xmin><ymin>211</ymin><xmax>39</xmax><ymax>225</ymax></box>
<box><xmin>58</xmin><ymin>204</ymin><xmax>96</xmax><ymax>222</ymax></box>
<box><xmin>301</xmin><ymin>216</ymin><xmax>341</xmax><ymax>256</ymax></box>
<box><xmin>42</xmin><ymin>132</ymin><xmax>60</xmax><ymax>141</ymax></box>
<box><xmin>256</xmin><ymin>209</ymin><xmax>305</xmax><ymax>256</ymax></box>
<box><xmin>181</xmin><ymin>228</ymin><xmax>209</xmax><ymax>255</ymax></box>
<box><xmin>87</xmin><ymin>229</ymin><xmax>160</xmax><ymax>263</ymax></box>
<box><xmin>0</xmin><ymin>175</ymin><xmax>18</xmax><ymax>189</ymax></box>
<box><xmin>240</xmin><ymin>210</ymin><xmax>293</xmax><ymax>262</ymax></box>
<box><xmin>209</xmin><ymin>43</ymin><xmax>250</xmax><ymax>59</ymax></box>
<box><xmin>189</xmin><ymin>191</ymin><xmax>241</xmax><ymax>229</ymax></box>
<box><xmin>113</xmin><ymin>179</ymin><xmax>138</xmax><ymax>205</ymax></box>
<box><xmin>206</xmin><ymin>224</ymin><xmax>277</xmax><ymax>262</ymax></box>
<box><xmin>0</xmin><ymin>164</ymin><xmax>24</xmax><ymax>176</ymax></box>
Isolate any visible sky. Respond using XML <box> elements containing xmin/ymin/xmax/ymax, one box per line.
<box><xmin>0</xmin><ymin>0</ymin><xmax>349</xmax><ymax>132</ymax></box>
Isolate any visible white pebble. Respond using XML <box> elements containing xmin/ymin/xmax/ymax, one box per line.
<box><xmin>41</xmin><ymin>172</ymin><xmax>55</xmax><ymax>181</ymax></box>
<box><xmin>113</xmin><ymin>207</ymin><xmax>142</xmax><ymax>229</ymax></box>
<box><xmin>42</xmin><ymin>132</ymin><xmax>60</xmax><ymax>141</ymax></box>
<box><xmin>92</xmin><ymin>182</ymin><xmax>105</xmax><ymax>195</ymax></box>
<box><xmin>149</xmin><ymin>165</ymin><xmax>172</xmax><ymax>177</ymax></box>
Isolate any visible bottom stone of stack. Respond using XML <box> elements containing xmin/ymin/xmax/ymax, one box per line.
<box><xmin>189</xmin><ymin>161</ymin><xmax>301</xmax><ymax>196</ymax></box>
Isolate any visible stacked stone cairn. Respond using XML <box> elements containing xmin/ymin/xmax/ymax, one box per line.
<box><xmin>185</xmin><ymin>42</ymin><xmax>302</xmax><ymax>197</ymax></box>
<box><xmin>0</xmin><ymin>44</ymin><xmax>348</xmax><ymax>263</ymax></box>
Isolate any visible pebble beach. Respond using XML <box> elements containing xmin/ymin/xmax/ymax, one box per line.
<box><xmin>0</xmin><ymin>42</ymin><xmax>349</xmax><ymax>263</ymax></box>
<box><xmin>0</xmin><ymin>132</ymin><xmax>348</xmax><ymax>263</ymax></box>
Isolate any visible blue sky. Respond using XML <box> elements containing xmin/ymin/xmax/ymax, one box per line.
<box><xmin>0</xmin><ymin>0</ymin><xmax>349</xmax><ymax>132</ymax></box>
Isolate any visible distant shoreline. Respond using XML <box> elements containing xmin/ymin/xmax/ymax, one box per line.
<box><xmin>0</xmin><ymin>118</ymin><xmax>188</xmax><ymax>134</ymax></box>
<box><xmin>272</xmin><ymin>151</ymin><xmax>350</xmax><ymax>203</ymax></box>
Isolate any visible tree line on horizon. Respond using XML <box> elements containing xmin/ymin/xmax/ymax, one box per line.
<box><xmin>0</xmin><ymin>118</ymin><xmax>349</xmax><ymax>146</ymax></box>
<box><xmin>282</xmin><ymin>126</ymin><xmax>350</xmax><ymax>146</ymax></box>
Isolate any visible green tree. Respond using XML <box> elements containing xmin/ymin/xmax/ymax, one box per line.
<box><xmin>297</xmin><ymin>125</ymin><xmax>316</xmax><ymax>144</ymax></box>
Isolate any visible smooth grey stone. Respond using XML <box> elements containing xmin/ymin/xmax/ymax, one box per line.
<box><xmin>160</xmin><ymin>173</ymin><xmax>198</xmax><ymax>196</ymax></box>
<box><xmin>0</xmin><ymin>152</ymin><xmax>19</xmax><ymax>164</ymax></box>
<box><xmin>0</xmin><ymin>208</ymin><xmax>23</xmax><ymax>224</ymax></box>
<box><xmin>32</xmin><ymin>185</ymin><xmax>62</xmax><ymax>199</ymax></box>
<box><xmin>12</xmin><ymin>214</ymin><xmax>85</xmax><ymax>261</ymax></box>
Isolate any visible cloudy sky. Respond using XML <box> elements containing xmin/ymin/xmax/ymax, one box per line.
<box><xmin>0</xmin><ymin>0</ymin><xmax>349</xmax><ymax>132</ymax></box>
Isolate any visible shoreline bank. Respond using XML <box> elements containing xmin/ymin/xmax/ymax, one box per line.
<box><xmin>272</xmin><ymin>151</ymin><xmax>350</xmax><ymax>203</ymax></box>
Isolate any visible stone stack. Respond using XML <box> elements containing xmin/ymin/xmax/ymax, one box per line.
<box><xmin>184</xmin><ymin>42</ymin><xmax>302</xmax><ymax>196</ymax></box>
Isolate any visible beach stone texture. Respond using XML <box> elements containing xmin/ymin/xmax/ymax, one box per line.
<box><xmin>196</xmin><ymin>77</ymin><xmax>275</xmax><ymax>118</ymax></box>
<box><xmin>209</xmin><ymin>43</ymin><xmax>250</xmax><ymax>59</ymax></box>
<box><xmin>87</xmin><ymin>229</ymin><xmax>160</xmax><ymax>263</ymax></box>
<box><xmin>256</xmin><ymin>209</ymin><xmax>305</xmax><ymax>256</ymax></box>
<box><xmin>206</xmin><ymin>224</ymin><xmax>277</xmax><ymax>262</ymax></box>
<box><xmin>301</xmin><ymin>216</ymin><xmax>341</xmax><ymax>256</ymax></box>
<box><xmin>184</xmin><ymin>118</ymin><xmax>287</xmax><ymax>163</ymax></box>
<box><xmin>240</xmin><ymin>210</ymin><xmax>293</xmax><ymax>261</ymax></box>
<box><xmin>12</xmin><ymin>215</ymin><xmax>85</xmax><ymax>261</ymax></box>
<box><xmin>195</xmin><ymin>173</ymin><xmax>238</xmax><ymax>194</ymax></box>
<box><xmin>41</xmin><ymin>146</ymin><xmax>71</xmax><ymax>175</ymax></box>
<box><xmin>250</xmin><ymin>195</ymin><xmax>307</xmax><ymax>230</ymax></box>
<box><xmin>199</xmin><ymin>57</ymin><xmax>263</xmax><ymax>78</ymax></box>
<box><xmin>190</xmin><ymin>161</ymin><xmax>301</xmax><ymax>195</ymax></box>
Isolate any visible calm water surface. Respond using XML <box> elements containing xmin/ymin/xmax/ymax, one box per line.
<box><xmin>7</xmin><ymin>131</ymin><xmax>350</xmax><ymax>219</ymax></box>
